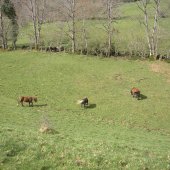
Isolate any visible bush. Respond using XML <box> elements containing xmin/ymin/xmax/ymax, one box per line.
<box><xmin>122</xmin><ymin>0</ymin><xmax>140</xmax><ymax>2</ymax></box>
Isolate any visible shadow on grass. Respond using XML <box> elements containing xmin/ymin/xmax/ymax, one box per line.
<box><xmin>34</xmin><ymin>104</ymin><xmax>48</xmax><ymax>107</ymax></box>
<box><xmin>140</xmin><ymin>94</ymin><xmax>147</xmax><ymax>100</ymax></box>
<box><xmin>44</xmin><ymin>129</ymin><xmax>60</xmax><ymax>135</ymax></box>
<box><xmin>86</xmin><ymin>103</ymin><xmax>96</xmax><ymax>109</ymax></box>
<box><xmin>41</xmin><ymin>166</ymin><xmax>52</xmax><ymax>170</ymax></box>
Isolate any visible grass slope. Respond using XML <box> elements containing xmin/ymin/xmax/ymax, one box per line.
<box><xmin>0</xmin><ymin>51</ymin><xmax>170</xmax><ymax>169</ymax></box>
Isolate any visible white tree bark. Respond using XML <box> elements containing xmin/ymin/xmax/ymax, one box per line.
<box><xmin>137</xmin><ymin>0</ymin><xmax>161</xmax><ymax>59</ymax></box>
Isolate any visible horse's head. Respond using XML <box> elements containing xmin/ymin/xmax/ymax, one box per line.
<box><xmin>33</xmin><ymin>97</ymin><xmax>38</xmax><ymax>102</ymax></box>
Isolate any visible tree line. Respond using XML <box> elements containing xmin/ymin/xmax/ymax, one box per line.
<box><xmin>0</xmin><ymin>0</ymin><xmax>168</xmax><ymax>59</ymax></box>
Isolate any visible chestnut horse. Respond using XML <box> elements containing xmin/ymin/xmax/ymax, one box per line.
<box><xmin>18</xmin><ymin>96</ymin><xmax>37</xmax><ymax>107</ymax></box>
<box><xmin>130</xmin><ymin>87</ymin><xmax>141</xmax><ymax>100</ymax></box>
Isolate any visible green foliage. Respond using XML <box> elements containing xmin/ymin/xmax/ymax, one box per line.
<box><xmin>1</xmin><ymin>0</ymin><xmax>19</xmax><ymax>49</ymax></box>
<box><xmin>122</xmin><ymin>0</ymin><xmax>140</xmax><ymax>2</ymax></box>
<box><xmin>0</xmin><ymin>51</ymin><xmax>170</xmax><ymax>169</ymax></box>
<box><xmin>1</xmin><ymin>0</ymin><xmax>16</xmax><ymax>20</ymax></box>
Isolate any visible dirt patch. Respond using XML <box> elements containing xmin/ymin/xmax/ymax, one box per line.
<box><xmin>150</xmin><ymin>62</ymin><xmax>170</xmax><ymax>83</ymax></box>
<box><xmin>114</xmin><ymin>74</ymin><xmax>122</xmax><ymax>81</ymax></box>
<box><xmin>150</xmin><ymin>63</ymin><xmax>162</xmax><ymax>73</ymax></box>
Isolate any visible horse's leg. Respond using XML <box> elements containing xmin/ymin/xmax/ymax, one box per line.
<box><xmin>86</xmin><ymin>101</ymin><xmax>88</xmax><ymax>106</ymax></box>
<box><xmin>29</xmin><ymin>101</ymin><xmax>33</xmax><ymax>107</ymax></box>
<box><xmin>20</xmin><ymin>102</ymin><xmax>24</xmax><ymax>106</ymax></box>
<box><xmin>137</xmin><ymin>94</ymin><xmax>140</xmax><ymax>100</ymax></box>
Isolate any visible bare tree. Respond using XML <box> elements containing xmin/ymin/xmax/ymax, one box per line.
<box><xmin>58</xmin><ymin>0</ymin><xmax>103</xmax><ymax>53</ymax></box>
<box><xmin>69</xmin><ymin>0</ymin><xmax>76</xmax><ymax>53</ymax></box>
<box><xmin>65</xmin><ymin>0</ymin><xmax>77</xmax><ymax>53</ymax></box>
<box><xmin>137</xmin><ymin>0</ymin><xmax>161</xmax><ymax>59</ymax></box>
<box><xmin>82</xmin><ymin>14</ymin><xmax>88</xmax><ymax>54</ymax></box>
<box><xmin>103</xmin><ymin>0</ymin><xmax>119</xmax><ymax>57</ymax></box>
<box><xmin>23</xmin><ymin>0</ymin><xmax>46</xmax><ymax>49</ymax></box>
<box><xmin>58</xmin><ymin>0</ymin><xmax>77</xmax><ymax>53</ymax></box>
<box><xmin>152</xmin><ymin>0</ymin><xmax>161</xmax><ymax>58</ymax></box>
<box><xmin>78</xmin><ymin>0</ymin><xmax>89</xmax><ymax>54</ymax></box>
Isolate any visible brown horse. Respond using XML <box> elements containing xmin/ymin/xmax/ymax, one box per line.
<box><xmin>17</xmin><ymin>96</ymin><xmax>37</xmax><ymax>107</ymax></box>
<box><xmin>130</xmin><ymin>87</ymin><xmax>141</xmax><ymax>100</ymax></box>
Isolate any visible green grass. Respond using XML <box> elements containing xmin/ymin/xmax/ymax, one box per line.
<box><xmin>0</xmin><ymin>51</ymin><xmax>170</xmax><ymax>169</ymax></box>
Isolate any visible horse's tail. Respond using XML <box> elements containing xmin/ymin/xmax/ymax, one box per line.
<box><xmin>77</xmin><ymin>100</ymin><xmax>83</xmax><ymax>104</ymax></box>
<box><xmin>17</xmin><ymin>96</ymin><xmax>21</xmax><ymax>106</ymax></box>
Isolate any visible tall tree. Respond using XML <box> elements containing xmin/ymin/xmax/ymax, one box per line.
<box><xmin>0</xmin><ymin>0</ymin><xmax>8</xmax><ymax>49</ymax></box>
<box><xmin>0</xmin><ymin>0</ymin><xmax>19</xmax><ymax>49</ymax></box>
<box><xmin>78</xmin><ymin>0</ymin><xmax>89</xmax><ymax>54</ymax></box>
<box><xmin>103</xmin><ymin>0</ymin><xmax>119</xmax><ymax>57</ymax></box>
<box><xmin>1</xmin><ymin>0</ymin><xmax>19</xmax><ymax>49</ymax></box>
<box><xmin>66</xmin><ymin>0</ymin><xmax>77</xmax><ymax>53</ymax></box>
<box><xmin>137</xmin><ymin>0</ymin><xmax>161</xmax><ymax>59</ymax></box>
<box><xmin>59</xmin><ymin>0</ymin><xmax>77</xmax><ymax>53</ymax></box>
<box><xmin>23</xmin><ymin>0</ymin><xmax>46</xmax><ymax>50</ymax></box>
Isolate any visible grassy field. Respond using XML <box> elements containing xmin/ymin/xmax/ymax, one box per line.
<box><xmin>0</xmin><ymin>51</ymin><xmax>170</xmax><ymax>169</ymax></box>
<box><xmin>17</xmin><ymin>0</ymin><xmax>170</xmax><ymax>55</ymax></box>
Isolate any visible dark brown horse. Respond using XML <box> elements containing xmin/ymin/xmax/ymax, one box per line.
<box><xmin>77</xmin><ymin>97</ymin><xmax>88</xmax><ymax>107</ymax></box>
<box><xmin>130</xmin><ymin>87</ymin><xmax>141</xmax><ymax>100</ymax></box>
<box><xmin>17</xmin><ymin>96</ymin><xmax>37</xmax><ymax>106</ymax></box>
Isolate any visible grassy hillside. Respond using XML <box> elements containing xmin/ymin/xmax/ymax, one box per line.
<box><xmin>0</xmin><ymin>51</ymin><xmax>170</xmax><ymax>169</ymax></box>
<box><xmin>17</xmin><ymin>0</ymin><xmax>170</xmax><ymax>55</ymax></box>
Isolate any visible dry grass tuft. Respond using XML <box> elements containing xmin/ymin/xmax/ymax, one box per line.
<box><xmin>150</xmin><ymin>62</ymin><xmax>170</xmax><ymax>83</ymax></box>
<box><xmin>39</xmin><ymin>125</ymin><xmax>50</xmax><ymax>133</ymax></box>
<box><xmin>75</xmin><ymin>157</ymin><xmax>86</xmax><ymax>166</ymax></box>
<box><xmin>39</xmin><ymin>114</ymin><xmax>56</xmax><ymax>134</ymax></box>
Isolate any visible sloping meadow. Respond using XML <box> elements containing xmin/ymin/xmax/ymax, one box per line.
<box><xmin>0</xmin><ymin>51</ymin><xmax>170</xmax><ymax>169</ymax></box>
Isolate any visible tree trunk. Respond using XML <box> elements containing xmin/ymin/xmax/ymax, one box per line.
<box><xmin>0</xmin><ymin>10</ymin><xmax>7</xmax><ymax>49</ymax></box>
<box><xmin>105</xmin><ymin>0</ymin><xmax>116</xmax><ymax>57</ymax></box>
<box><xmin>71</xmin><ymin>0</ymin><xmax>76</xmax><ymax>53</ymax></box>
<box><xmin>82</xmin><ymin>14</ymin><xmax>88</xmax><ymax>54</ymax></box>
<box><xmin>144</xmin><ymin>9</ymin><xmax>153</xmax><ymax>57</ymax></box>
<box><xmin>137</xmin><ymin>0</ymin><xmax>161</xmax><ymax>59</ymax></box>
<box><xmin>30</xmin><ymin>0</ymin><xmax>38</xmax><ymax>50</ymax></box>
<box><xmin>13</xmin><ymin>40</ymin><xmax>17</xmax><ymax>50</ymax></box>
<box><xmin>152</xmin><ymin>0</ymin><xmax>160</xmax><ymax>59</ymax></box>
<box><xmin>107</xmin><ymin>0</ymin><xmax>112</xmax><ymax>57</ymax></box>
